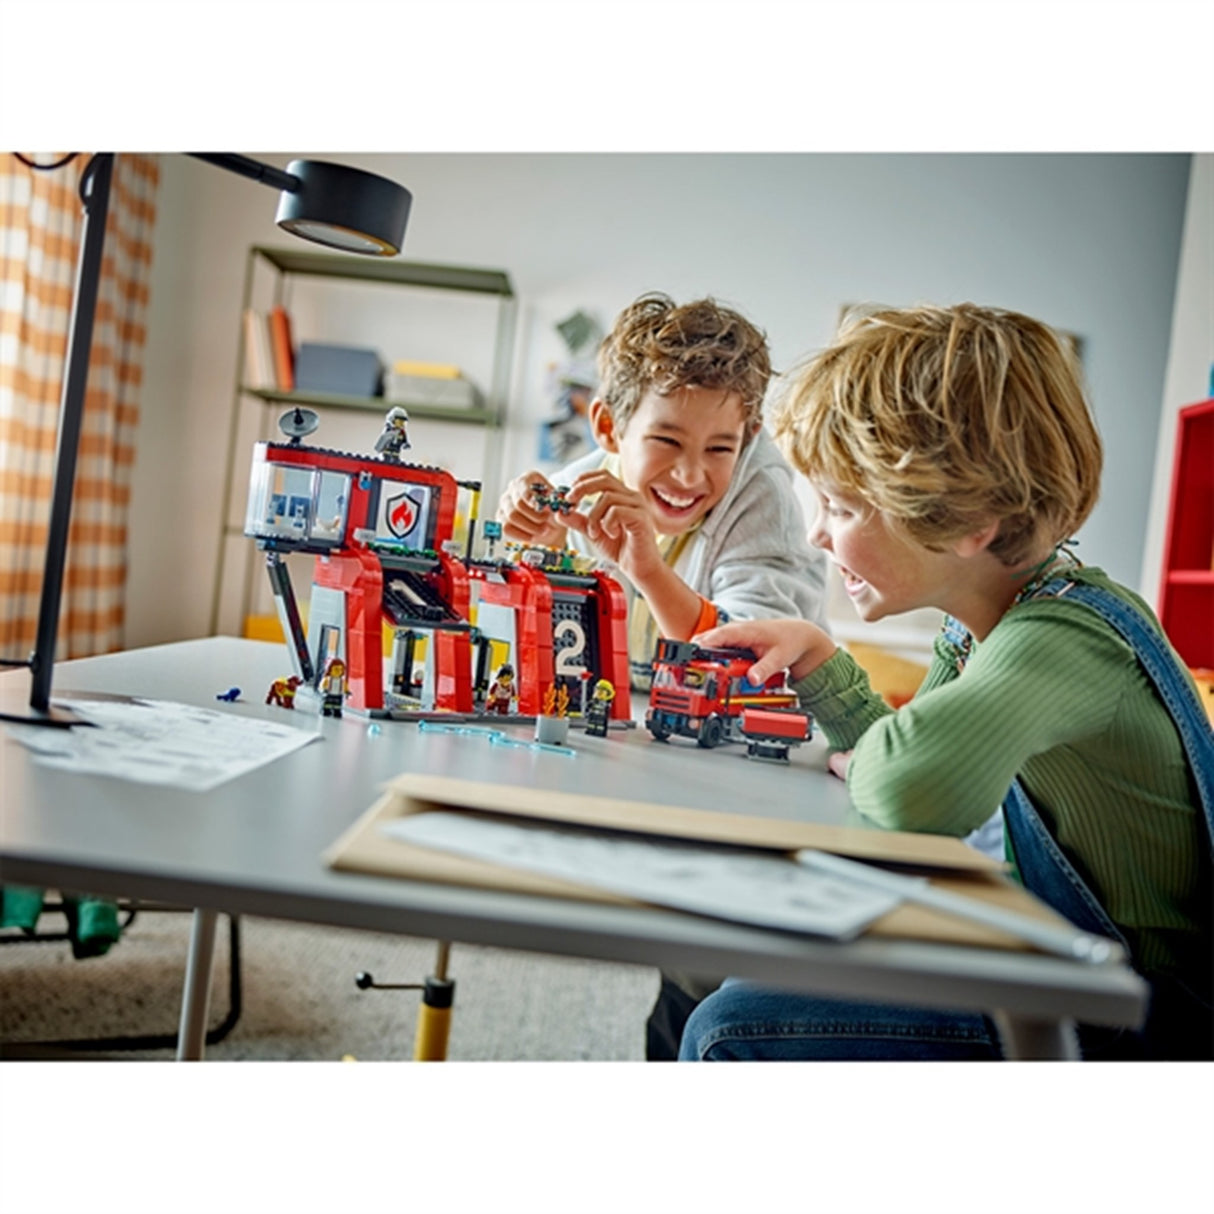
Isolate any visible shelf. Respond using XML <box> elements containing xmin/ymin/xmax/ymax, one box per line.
<box><xmin>209</xmin><ymin>243</ymin><xmax>518</xmax><ymax>638</ymax></box>
<box><xmin>244</xmin><ymin>387</ymin><xmax>499</xmax><ymax>427</ymax></box>
<box><xmin>251</xmin><ymin>245</ymin><xmax>514</xmax><ymax>296</ymax></box>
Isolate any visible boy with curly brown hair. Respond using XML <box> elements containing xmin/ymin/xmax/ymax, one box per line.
<box><xmin>498</xmin><ymin>292</ymin><xmax>830</xmax><ymax>1060</ymax></box>
<box><xmin>498</xmin><ymin>292</ymin><xmax>828</xmax><ymax>691</ymax></box>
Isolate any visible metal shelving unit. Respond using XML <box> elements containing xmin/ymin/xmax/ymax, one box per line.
<box><xmin>207</xmin><ymin>245</ymin><xmax>517</xmax><ymax>637</ymax></box>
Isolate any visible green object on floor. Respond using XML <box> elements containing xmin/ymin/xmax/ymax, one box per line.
<box><xmin>64</xmin><ymin>895</ymin><xmax>121</xmax><ymax>958</ymax></box>
<box><xmin>0</xmin><ymin>886</ymin><xmax>121</xmax><ymax>958</ymax></box>
<box><xmin>1</xmin><ymin>885</ymin><xmax>44</xmax><ymax>931</ymax></box>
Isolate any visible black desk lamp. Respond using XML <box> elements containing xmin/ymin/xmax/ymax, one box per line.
<box><xmin>0</xmin><ymin>152</ymin><xmax>412</xmax><ymax>726</ymax></box>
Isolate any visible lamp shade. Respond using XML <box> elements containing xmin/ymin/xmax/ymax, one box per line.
<box><xmin>275</xmin><ymin>159</ymin><xmax>411</xmax><ymax>256</ymax></box>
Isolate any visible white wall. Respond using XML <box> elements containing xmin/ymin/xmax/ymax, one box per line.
<box><xmin>129</xmin><ymin>153</ymin><xmax>1191</xmax><ymax>651</ymax></box>
<box><xmin>1140</xmin><ymin>153</ymin><xmax>1213</xmax><ymax>605</ymax></box>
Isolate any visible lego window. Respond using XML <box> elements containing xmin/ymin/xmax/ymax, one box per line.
<box><xmin>311</xmin><ymin>471</ymin><xmax>351</xmax><ymax>544</ymax></box>
<box><xmin>245</xmin><ymin>461</ymin><xmax>318</xmax><ymax>540</ymax></box>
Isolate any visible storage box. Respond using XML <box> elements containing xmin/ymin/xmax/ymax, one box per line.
<box><xmin>294</xmin><ymin>343</ymin><xmax>384</xmax><ymax>397</ymax></box>
<box><xmin>386</xmin><ymin>370</ymin><xmax>482</xmax><ymax>410</ymax></box>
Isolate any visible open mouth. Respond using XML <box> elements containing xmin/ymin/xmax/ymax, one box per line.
<box><xmin>650</xmin><ymin>485</ymin><xmax>705</xmax><ymax>520</ymax></box>
<box><xmin>838</xmin><ymin>565</ymin><xmax>868</xmax><ymax>597</ymax></box>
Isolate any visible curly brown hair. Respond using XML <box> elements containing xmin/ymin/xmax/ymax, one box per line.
<box><xmin>773</xmin><ymin>303</ymin><xmax>1102</xmax><ymax>566</ymax></box>
<box><xmin>595</xmin><ymin>293</ymin><xmax>771</xmax><ymax>437</ymax></box>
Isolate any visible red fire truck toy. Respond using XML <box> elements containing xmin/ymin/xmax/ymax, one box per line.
<box><xmin>646</xmin><ymin>638</ymin><xmax>813</xmax><ymax>761</ymax></box>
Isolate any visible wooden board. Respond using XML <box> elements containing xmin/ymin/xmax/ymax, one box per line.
<box><xmin>326</xmin><ymin>773</ymin><xmax>1075</xmax><ymax>954</ymax></box>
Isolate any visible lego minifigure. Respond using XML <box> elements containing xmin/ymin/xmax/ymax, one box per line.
<box><xmin>487</xmin><ymin>663</ymin><xmax>516</xmax><ymax>715</ymax></box>
<box><xmin>320</xmin><ymin>657</ymin><xmax>348</xmax><ymax>718</ymax></box>
<box><xmin>584</xmin><ymin>677</ymin><xmax>615</xmax><ymax>737</ymax></box>
<box><xmin>266</xmin><ymin>674</ymin><xmax>303</xmax><ymax>709</ymax></box>
<box><xmin>375</xmin><ymin>407</ymin><xmax>411</xmax><ymax>460</ymax></box>
<box><xmin>216</xmin><ymin>687</ymin><xmax>241</xmax><ymax>702</ymax></box>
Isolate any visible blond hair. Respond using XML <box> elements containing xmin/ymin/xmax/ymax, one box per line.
<box><xmin>773</xmin><ymin>303</ymin><xmax>1102</xmax><ymax>566</ymax></box>
<box><xmin>596</xmin><ymin>293</ymin><xmax>771</xmax><ymax>437</ymax></box>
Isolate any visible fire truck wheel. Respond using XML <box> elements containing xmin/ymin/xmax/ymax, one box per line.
<box><xmin>647</xmin><ymin>721</ymin><xmax>671</xmax><ymax>742</ymax></box>
<box><xmin>697</xmin><ymin>715</ymin><xmax>723</xmax><ymax>749</ymax></box>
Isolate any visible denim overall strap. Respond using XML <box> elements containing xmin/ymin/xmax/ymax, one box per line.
<box><xmin>1001</xmin><ymin>576</ymin><xmax>1214</xmax><ymax>949</ymax></box>
<box><xmin>1003</xmin><ymin>780</ymin><xmax>1128</xmax><ymax>944</ymax></box>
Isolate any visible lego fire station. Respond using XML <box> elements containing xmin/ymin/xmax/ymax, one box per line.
<box><xmin>242</xmin><ymin>407</ymin><xmax>632</xmax><ymax>723</ymax></box>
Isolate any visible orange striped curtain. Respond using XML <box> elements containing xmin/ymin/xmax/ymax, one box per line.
<box><xmin>0</xmin><ymin>153</ymin><xmax>158</xmax><ymax>662</ymax></box>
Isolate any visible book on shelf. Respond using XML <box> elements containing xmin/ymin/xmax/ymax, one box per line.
<box><xmin>241</xmin><ymin>308</ymin><xmax>275</xmax><ymax>389</ymax></box>
<box><xmin>269</xmin><ymin>305</ymin><xmax>295</xmax><ymax>391</ymax></box>
<box><xmin>392</xmin><ymin>359</ymin><xmax>462</xmax><ymax>380</ymax></box>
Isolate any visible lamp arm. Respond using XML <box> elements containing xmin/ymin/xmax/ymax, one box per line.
<box><xmin>187</xmin><ymin>153</ymin><xmax>301</xmax><ymax>195</ymax></box>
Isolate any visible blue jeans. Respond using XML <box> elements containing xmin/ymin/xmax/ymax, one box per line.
<box><xmin>679</xmin><ymin>980</ymin><xmax>1003</xmax><ymax>1061</ymax></box>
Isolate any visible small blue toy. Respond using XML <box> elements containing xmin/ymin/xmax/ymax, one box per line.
<box><xmin>216</xmin><ymin>687</ymin><xmax>241</xmax><ymax>702</ymax></box>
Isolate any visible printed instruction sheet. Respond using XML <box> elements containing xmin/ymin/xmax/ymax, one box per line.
<box><xmin>6</xmin><ymin>697</ymin><xmax>318</xmax><ymax>791</ymax></box>
<box><xmin>385</xmin><ymin>810</ymin><xmax>904</xmax><ymax>939</ymax></box>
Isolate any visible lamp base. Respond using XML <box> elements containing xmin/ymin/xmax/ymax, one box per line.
<box><xmin>0</xmin><ymin>686</ymin><xmax>93</xmax><ymax>729</ymax></box>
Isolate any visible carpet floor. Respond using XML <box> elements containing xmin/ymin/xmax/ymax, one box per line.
<box><xmin>0</xmin><ymin>909</ymin><xmax>658</xmax><ymax>1061</ymax></box>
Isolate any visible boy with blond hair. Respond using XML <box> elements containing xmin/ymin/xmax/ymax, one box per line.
<box><xmin>679</xmin><ymin>302</ymin><xmax>1212</xmax><ymax>1061</ymax></box>
<box><xmin>498</xmin><ymin>292</ymin><xmax>828</xmax><ymax>691</ymax></box>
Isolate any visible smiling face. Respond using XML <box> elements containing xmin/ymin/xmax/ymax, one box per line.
<box><xmin>807</xmin><ymin>484</ymin><xmax>958</xmax><ymax>623</ymax></box>
<box><xmin>592</xmin><ymin>386</ymin><xmax>747</xmax><ymax>535</ymax></box>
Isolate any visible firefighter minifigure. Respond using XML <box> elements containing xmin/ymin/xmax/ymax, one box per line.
<box><xmin>320</xmin><ymin>657</ymin><xmax>348</xmax><ymax>718</ymax></box>
<box><xmin>375</xmin><ymin>406</ymin><xmax>411</xmax><ymax>459</ymax></box>
<box><xmin>487</xmin><ymin>663</ymin><xmax>516</xmax><ymax>715</ymax></box>
<box><xmin>584</xmin><ymin>677</ymin><xmax>615</xmax><ymax>737</ymax></box>
<box><xmin>266</xmin><ymin>674</ymin><xmax>303</xmax><ymax>709</ymax></box>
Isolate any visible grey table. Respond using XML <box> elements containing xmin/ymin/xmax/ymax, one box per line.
<box><xmin>0</xmin><ymin>637</ymin><xmax>1147</xmax><ymax>1060</ymax></box>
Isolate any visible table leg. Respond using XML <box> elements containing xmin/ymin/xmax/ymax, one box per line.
<box><xmin>992</xmin><ymin>1011</ymin><xmax>1081</xmax><ymax>1060</ymax></box>
<box><xmin>176</xmin><ymin>908</ymin><xmax>219</xmax><ymax>1061</ymax></box>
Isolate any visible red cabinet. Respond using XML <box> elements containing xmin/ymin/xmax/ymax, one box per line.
<box><xmin>1158</xmin><ymin>398</ymin><xmax>1214</xmax><ymax>669</ymax></box>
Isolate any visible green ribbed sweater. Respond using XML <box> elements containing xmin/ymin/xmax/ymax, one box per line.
<box><xmin>793</xmin><ymin>567</ymin><xmax>1211</xmax><ymax>982</ymax></box>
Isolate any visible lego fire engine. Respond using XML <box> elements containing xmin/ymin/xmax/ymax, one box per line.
<box><xmin>243</xmin><ymin>407</ymin><xmax>631</xmax><ymax>721</ymax></box>
<box><xmin>646</xmin><ymin>637</ymin><xmax>813</xmax><ymax>760</ymax></box>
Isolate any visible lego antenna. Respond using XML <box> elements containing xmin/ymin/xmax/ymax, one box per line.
<box><xmin>279</xmin><ymin>406</ymin><xmax>320</xmax><ymax>443</ymax></box>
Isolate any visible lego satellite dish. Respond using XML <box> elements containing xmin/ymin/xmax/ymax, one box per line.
<box><xmin>279</xmin><ymin>407</ymin><xmax>320</xmax><ymax>442</ymax></box>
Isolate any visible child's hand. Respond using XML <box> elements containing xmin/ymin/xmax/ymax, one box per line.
<box><xmin>496</xmin><ymin>472</ymin><xmax>569</xmax><ymax>549</ymax></box>
<box><xmin>827</xmin><ymin>750</ymin><xmax>852</xmax><ymax>780</ymax></box>
<box><xmin>694</xmin><ymin>618</ymin><xmax>836</xmax><ymax>685</ymax></box>
<box><xmin>565</xmin><ymin>469</ymin><xmax>664</xmax><ymax>584</ymax></box>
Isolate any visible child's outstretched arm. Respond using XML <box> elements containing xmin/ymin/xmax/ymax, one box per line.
<box><xmin>496</xmin><ymin>471</ymin><xmax>570</xmax><ymax>549</ymax></box>
<box><xmin>695</xmin><ymin>618</ymin><xmax>837</xmax><ymax>685</ymax></box>
<box><xmin>565</xmin><ymin>468</ymin><xmax>706</xmax><ymax>639</ymax></box>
